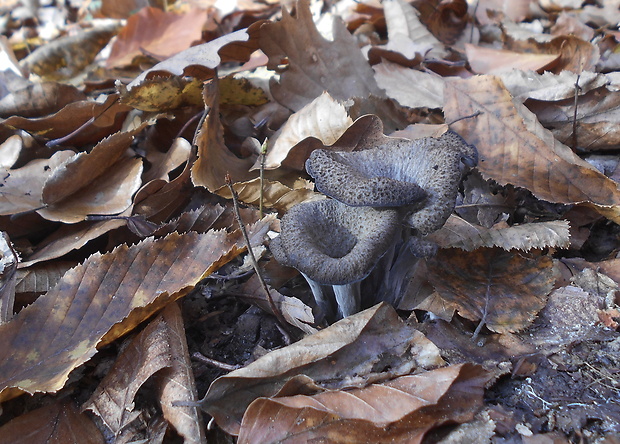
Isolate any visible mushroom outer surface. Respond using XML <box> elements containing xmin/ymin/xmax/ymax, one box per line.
<box><xmin>305</xmin><ymin>131</ymin><xmax>477</xmax><ymax>235</ymax></box>
<box><xmin>270</xmin><ymin>199</ymin><xmax>400</xmax><ymax>286</ymax></box>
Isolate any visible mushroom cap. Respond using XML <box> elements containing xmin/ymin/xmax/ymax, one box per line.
<box><xmin>270</xmin><ymin>199</ymin><xmax>400</xmax><ymax>285</ymax></box>
<box><xmin>305</xmin><ymin>131</ymin><xmax>477</xmax><ymax>235</ymax></box>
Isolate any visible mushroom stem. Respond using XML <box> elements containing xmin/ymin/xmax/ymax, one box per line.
<box><xmin>332</xmin><ymin>281</ymin><xmax>361</xmax><ymax>319</ymax></box>
<box><xmin>300</xmin><ymin>272</ymin><xmax>330</xmax><ymax>319</ymax></box>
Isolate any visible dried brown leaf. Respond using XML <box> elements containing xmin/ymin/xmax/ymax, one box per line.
<box><xmin>21</xmin><ymin>24</ymin><xmax>119</xmax><ymax>80</ymax></box>
<box><xmin>427</xmin><ymin>248</ymin><xmax>556</xmax><ymax>333</ymax></box>
<box><xmin>443</xmin><ymin>75</ymin><xmax>620</xmax><ymax>223</ymax></box>
<box><xmin>0</xmin><ymin>135</ymin><xmax>21</xmax><ymax>169</ymax></box>
<box><xmin>0</xmin><ymin>400</ymin><xmax>104</xmax><ymax>444</ymax></box>
<box><xmin>238</xmin><ymin>363</ymin><xmax>492</xmax><ymax>444</ymax></box>
<box><xmin>120</xmin><ymin>76</ymin><xmax>204</xmax><ymax>112</ymax></box>
<box><xmin>0</xmin><ymin>150</ymin><xmax>74</xmax><ymax>215</ymax></box>
<box><xmin>0</xmin><ymin>82</ymin><xmax>86</xmax><ymax>118</ymax></box>
<box><xmin>258</xmin><ymin>92</ymin><xmax>353</xmax><ymax>170</ymax></box>
<box><xmin>128</xmin><ymin>22</ymin><xmax>262</xmax><ymax>89</ymax></box>
<box><xmin>191</xmin><ymin>79</ymin><xmax>256</xmax><ymax>191</ymax></box>
<box><xmin>83</xmin><ymin>313</ymin><xmax>173</xmax><ymax>440</ymax></box>
<box><xmin>107</xmin><ymin>7</ymin><xmax>208</xmax><ymax>68</ymax></box>
<box><xmin>429</xmin><ymin>215</ymin><xmax>571</xmax><ymax>251</ymax></box>
<box><xmin>0</xmin><ymin>232</ymin><xmax>17</xmax><ymax>323</ymax></box>
<box><xmin>15</xmin><ymin>261</ymin><xmax>75</xmax><ymax>294</ymax></box>
<box><xmin>0</xmin><ymin>231</ymin><xmax>242</xmax><ymax>402</ymax></box>
<box><xmin>202</xmin><ymin>303</ymin><xmax>444</xmax><ymax>435</ymax></box>
<box><xmin>259</xmin><ymin>0</ymin><xmax>385</xmax><ymax>112</ymax></box>
<box><xmin>156</xmin><ymin>303</ymin><xmax>207</xmax><ymax>444</ymax></box>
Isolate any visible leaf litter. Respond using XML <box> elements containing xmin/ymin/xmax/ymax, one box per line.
<box><xmin>0</xmin><ymin>0</ymin><xmax>618</xmax><ymax>442</ymax></box>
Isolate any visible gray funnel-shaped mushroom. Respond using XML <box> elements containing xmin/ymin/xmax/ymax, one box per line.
<box><xmin>270</xmin><ymin>199</ymin><xmax>400</xmax><ymax>319</ymax></box>
<box><xmin>306</xmin><ymin>131</ymin><xmax>477</xmax><ymax>235</ymax></box>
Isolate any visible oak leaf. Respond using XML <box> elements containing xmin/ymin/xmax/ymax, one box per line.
<box><xmin>427</xmin><ymin>248</ymin><xmax>556</xmax><ymax>333</ymax></box>
<box><xmin>0</xmin><ymin>230</ymin><xmax>242</xmax><ymax>402</ymax></box>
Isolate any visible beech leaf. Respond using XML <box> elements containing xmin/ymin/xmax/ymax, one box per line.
<box><xmin>0</xmin><ymin>231</ymin><xmax>242</xmax><ymax>402</ymax></box>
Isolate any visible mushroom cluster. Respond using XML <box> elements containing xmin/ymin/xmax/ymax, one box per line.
<box><xmin>271</xmin><ymin>130</ymin><xmax>477</xmax><ymax>320</ymax></box>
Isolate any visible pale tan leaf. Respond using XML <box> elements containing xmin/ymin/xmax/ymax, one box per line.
<box><xmin>0</xmin><ymin>400</ymin><xmax>104</xmax><ymax>444</ymax></box>
<box><xmin>0</xmin><ymin>231</ymin><xmax>242</xmax><ymax>402</ymax></box>
<box><xmin>202</xmin><ymin>303</ymin><xmax>444</xmax><ymax>435</ymax></box>
<box><xmin>374</xmin><ymin>61</ymin><xmax>444</xmax><ymax>109</ymax></box>
<box><xmin>465</xmin><ymin>44</ymin><xmax>559</xmax><ymax>75</ymax></box>
<box><xmin>157</xmin><ymin>303</ymin><xmax>207</xmax><ymax>444</ymax></box>
<box><xmin>429</xmin><ymin>215</ymin><xmax>571</xmax><ymax>251</ymax></box>
<box><xmin>259</xmin><ymin>92</ymin><xmax>353</xmax><ymax>170</ymax></box>
<box><xmin>83</xmin><ymin>315</ymin><xmax>173</xmax><ymax>440</ymax></box>
<box><xmin>443</xmin><ymin>75</ymin><xmax>620</xmax><ymax>223</ymax></box>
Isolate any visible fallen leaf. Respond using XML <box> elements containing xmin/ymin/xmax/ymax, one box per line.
<box><xmin>120</xmin><ymin>76</ymin><xmax>204</xmax><ymax>112</ymax></box>
<box><xmin>0</xmin><ymin>230</ymin><xmax>242</xmax><ymax>402</ymax></box>
<box><xmin>0</xmin><ymin>232</ymin><xmax>18</xmax><ymax>323</ymax></box>
<box><xmin>201</xmin><ymin>303</ymin><xmax>445</xmax><ymax>435</ymax></box>
<box><xmin>443</xmin><ymin>75</ymin><xmax>620</xmax><ymax>223</ymax></box>
<box><xmin>238</xmin><ymin>363</ymin><xmax>492</xmax><ymax>444</ymax></box>
<box><xmin>465</xmin><ymin>44</ymin><xmax>559</xmax><ymax>75</ymax></box>
<box><xmin>0</xmin><ymin>82</ymin><xmax>86</xmax><ymax>118</ymax></box>
<box><xmin>259</xmin><ymin>0</ymin><xmax>385</xmax><ymax>112</ymax></box>
<box><xmin>83</xmin><ymin>312</ymin><xmax>174</xmax><ymax>441</ymax></box>
<box><xmin>107</xmin><ymin>7</ymin><xmax>208</xmax><ymax>68</ymax></box>
<box><xmin>156</xmin><ymin>303</ymin><xmax>207</xmax><ymax>444</ymax></box>
<box><xmin>0</xmin><ymin>400</ymin><xmax>104</xmax><ymax>444</ymax></box>
<box><xmin>191</xmin><ymin>79</ymin><xmax>257</xmax><ymax>191</ymax></box>
<box><xmin>429</xmin><ymin>215</ymin><xmax>571</xmax><ymax>251</ymax></box>
<box><xmin>374</xmin><ymin>61</ymin><xmax>444</xmax><ymax>109</ymax></box>
<box><xmin>258</xmin><ymin>91</ymin><xmax>353</xmax><ymax>170</ymax></box>
<box><xmin>427</xmin><ymin>248</ymin><xmax>556</xmax><ymax>333</ymax></box>
<box><xmin>127</xmin><ymin>23</ymin><xmax>262</xmax><ymax>89</ymax></box>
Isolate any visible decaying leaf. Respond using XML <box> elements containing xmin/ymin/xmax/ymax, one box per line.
<box><xmin>107</xmin><ymin>7</ymin><xmax>208</xmax><ymax>68</ymax></box>
<box><xmin>0</xmin><ymin>82</ymin><xmax>86</xmax><ymax>118</ymax></box>
<box><xmin>427</xmin><ymin>248</ymin><xmax>556</xmax><ymax>333</ymax></box>
<box><xmin>0</xmin><ymin>400</ymin><xmax>104</xmax><ymax>444</ymax></box>
<box><xmin>0</xmin><ymin>231</ymin><xmax>242</xmax><ymax>402</ymax></box>
<box><xmin>201</xmin><ymin>303</ymin><xmax>445</xmax><ymax>435</ymax></box>
<box><xmin>156</xmin><ymin>303</ymin><xmax>207</xmax><ymax>444</ymax></box>
<box><xmin>465</xmin><ymin>44</ymin><xmax>560</xmax><ymax>75</ymax></box>
<box><xmin>238</xmin><ymin>363</ymin><xmax>493</xmax><ymax>444</ymax></box>
<box><xmin>83</xmin><ymin>311</ymin><xmax>174</xmax><ymax>441</ymax></box>
<box><xmin>0</xmin><ymin>232</ymin><xmax>18</xmax><ymax>324</ymax></box>
<box><xmin>373</xmin><ymin>61</ymin><xmax>444</xmax><ymax>109</ymax></box>
<box><xmin>191</xmin><ymin>79</ymin><xmax>257</xmax><ymax>191</ymax></box>
<box><xmin>260</xmin><ymin>0</ymin><xmax>385</xmax><ymax>112</ymax></box>
<box><xmin>429</xmin><ymin>215</ymin><xmax>571</xmax><ymax>251</ymax></box>
<box><xmin>444</xmin><ymin>75</ymin><xmax>620</xmax><ymax>223</ymax></box>
<box><xmin>120</xmin><ymin>76</ymin><xmax>204</xmax><ymax>112</ymax></box>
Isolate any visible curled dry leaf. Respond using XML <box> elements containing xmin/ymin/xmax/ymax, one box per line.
<box><xmin>238</xmin><ymin>363</ymin><xmax>492</xmax><ymax>444</ymax></box>
<box><xmin>259</xmin><ymin>0</ymin><xmax>385</xmax><ymax>112</ymax></box>
<box><xmin>83</xmin><ymin>312</ymin><xmax>174</xmax><ymax>441</ymax></box>
<box><xmin>0</xmin><ymin>82</ymin><xmax>86</xmax><ymax>118</ymax></box>
<box><xmin>0</xmin><ymin>231</ymin><xmax>242</xmax><ymax>402</ymax></box>
<box><xmin>443</xmin><ymin>75</ymin><xmax>620</xmax><ymax>223</ymax></box>
<box><xmin>107</xmin><ymin>7</ymin><xmax>209</xmax><ymax>69</ymax></box>
<box><xmin>0</xmin><ymin>400</ymin><xmax>104</xmax><ymax>444</ymax></box>
<box><xmin>201</xmin><ymin>303</ymin><xmax>445</xmax><ymax>435</ymax></box>
<box><xmin>156</xmin><ymin>303</ymin><xmax>207</xmax><ymax>444</ymax></box>
<box><xmin>258</xmin><ymin>91</ymin><xmax>353</xmax><ymax>170</ymax></box>
<box><xmin>191</xmin><ymin>79</ymin><xmax>257</xmax><ymax>192</ymax></box>
<box><xmin>429</xmin><ymin>214</ymin><xmax>571</xmax><ymax>251</ymax></box>
<box><xmin>427</xmin><ymin>248</ymin><xmax>556</xmax><ymax>333</ymax></box>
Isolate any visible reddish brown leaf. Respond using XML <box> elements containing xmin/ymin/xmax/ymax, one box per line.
<box><xmin>107</xmin><ymin>7</ymin><xmax>208</xmax><ymax>68</ymax></box>
<box><xmin>202</xmin><ymin>303</ymin><xmax>444</xmax><ymax>435</ymax></box>
<box><xmin>427</xmin><ymin>248</ymin><xmax>556</xmax><ymax>333</ymax></box>
<box><xmin>238</xmin><ymin>364</ymin><xmax>492</xmax><ymax>444</ymax></box>
<box><xmin>0</xmin><ymin>400</ymin><xmax>104</xmax><ymax>444</ymax></box>
<box><xmin>0</xmin><ymin>231</ymin><xmax>242</xmax><ymax>402</ymax></box>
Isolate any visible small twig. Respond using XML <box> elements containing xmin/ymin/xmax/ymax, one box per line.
<box><xmin>572</xmin><ymin>74</ymin><xmax>581</xmax><ymax>151</ymax></box>
<box><xmin>259</xmin><ymin>139</ymin><xmax>268</xmax><ymax>218</ymax></box>
<box><xmin>225</xmin><ymin>174</ymin><xmax>290</xmax><ymax>331</ymax></box>
<box><xmin>192</xmin><ymin>352</ymin><xmax>240</xmax><ymax>371</ymax></box>
<box><xmin>447</xmin><ymin>111</ymin><xmax>482</xmax><ymax>126</ymax></box>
